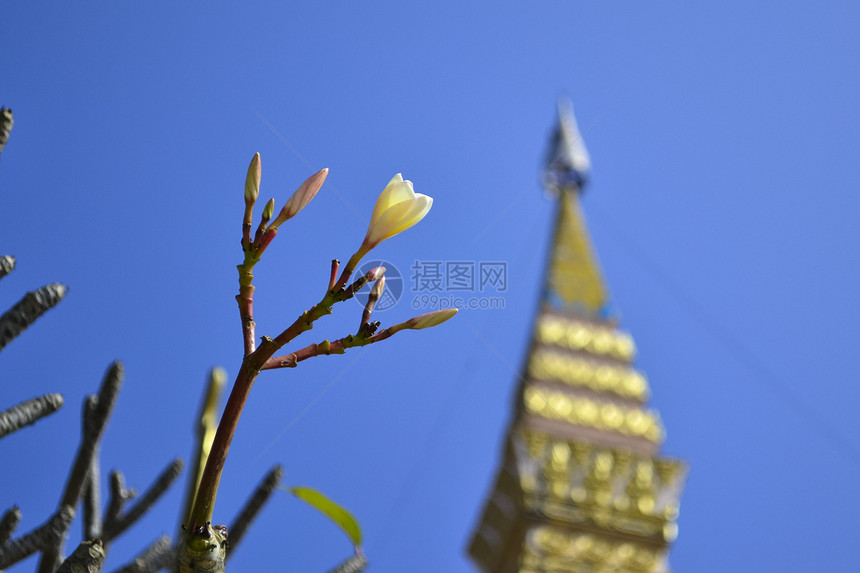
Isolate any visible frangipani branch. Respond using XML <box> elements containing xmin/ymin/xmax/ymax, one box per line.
<box><xmin>236</xmin><ymin>156</ymin><xmax>328</xmax><ymax>356</ymax></box>
<box><xmin>183</xmin><ymin>157</ymin><xmax>454</xmax><ymax>573</ymax></box>
<box><xmin>270</xmin><ymin>266</ymin><xmax>385</xmax><ymax>351</ymax></box>
<box><xmin>261</xmin><ymin>331</ymin><xmax>392</xmax><ymax>370</ymax></box>
<box><xmin>261</xmin><ymin>308</ymin><xmax>458</xmax><ymax>371</ymax></box>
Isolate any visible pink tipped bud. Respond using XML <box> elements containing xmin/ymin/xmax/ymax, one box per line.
<box><xmin>244</xmin><ymin>153</ymin><xmax>261</xmax><ymax>204</ymax></box>
<box><xmin>365</xmin><ymin>266</ymin><xmax>386</xmax><ymax>282</ymax></box>
<box><xmin>361</xmin><ymin>275</ymin><xmax>386</xmax><ymax>327</ymax></box>
<box><xmin>270</xmin><ymin>168</ymin><xmax>328</xmax><ymax>230</ymax></box>
<box><xmin>370</xmin><ymin>275</ymin><xmax>386</xmax><ymax>299</ymax></box>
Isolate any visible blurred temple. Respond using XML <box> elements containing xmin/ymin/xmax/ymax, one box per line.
<box><xmin>468</xmin><ymin>100</ymin><xmax>687</xmax><ymax>573</ymax></box>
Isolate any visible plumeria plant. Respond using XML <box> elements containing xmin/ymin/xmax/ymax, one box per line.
<box><xmin>2</xmin><ymin>117</ymin><xmax>454</xmax><ymax>572</ymax></box>
<box><xmin>177</xmin><ymin>155</ymin><xmax>457</xmax><ymax>573</ymax></box>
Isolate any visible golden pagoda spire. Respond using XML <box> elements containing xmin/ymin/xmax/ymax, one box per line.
<box><xmin>468</xmin><ymin>99</ymin><xmax>686</xmax><ymax>573</ymax></box>
<box><xmin>541</xmin><ymin>98</ymin><xmax>612</xmax><ymax>318</ymax></box>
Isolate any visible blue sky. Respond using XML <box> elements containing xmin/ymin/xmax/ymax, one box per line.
<box><xmin>2</xmin><ymin>2</ymin><xmax>860</xmax><ymax>571</ymax></box>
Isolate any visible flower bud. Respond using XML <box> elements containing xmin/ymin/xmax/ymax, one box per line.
<box><xmin>262</xmin><ymin>198</ymin><xmax>275</xmax><ymax>223</ymax></box>
<box><xmin>270</xmin><ymin>168</ymin><xmax>328</xmax><ymax>230</ymax></box>
<box><xmin>370</xmin><ymin>274</ymin><xmax>386</xmax><ymax>300</ymax></box>
<box><xmin>390</xmin><ymin>308</ymin><xmax>457</xmax><ymax>334</ymax></box>
<box><xmin>365</xmin><ymin>266</ymin><xmax>386</xmax><ymax>282</ymax></box>
<box><xmin>244</xmin><ymin>153</ymin><xmax>261</xmax><ymax>204</ymax></box>
<box><xmin>360</xmin><ymin>174</ymin><xmax>432</xmax><ymax>252</ymax></box>
<box><xmin>361</xmin><ymin>275</ymin><xmax>386</xmax><ymax>327</ymax></box>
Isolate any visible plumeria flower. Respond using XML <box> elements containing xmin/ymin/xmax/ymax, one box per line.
<box><xmin>359</xmin><ymin>174</ymin><xmax>432</xmax><ymax>256</ymax></box>
<box><xmin>334</xmin><ymin>174</ymin><xmax>433</xmax><ymax>293</ymax></box>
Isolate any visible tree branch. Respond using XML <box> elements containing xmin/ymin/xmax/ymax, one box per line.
<box><xmin>0</xmin><ymin>255</ymin><xmax>15</xmax><ymax>280</ymax></box>
<box><xmin>103</xmin><ymin>459</ymin><xmax>184</xmax><ymax>542</ymax></box>
<box><xmin>0</xmin><ymin>393</ymin><xmax>63</xmax><ymax>438</ymax></box>
<box><xmin>176</xmin><ymin>523</ymin><xmax>227</xmax><ymax>573</ymax></box>
<box><xmin>0</xmin><ymin>107</ymin><xmax>12</xmax><ymax>156</ymax></box>
<box><xmin>327</xmin><ymin>552</ymin><xmax>368</xmax><ymax>573</ymax></box>
<box><xmin>0</xmin><ymin>506</ymin><xmax>22</xmax><ymax>546</ymax></box>
<box><xmin>104</xmin><ymin>470</ymin><xmax>136</xmax><ymax>530</ymax></box>
<box><xmin>0</xmin><ymin>283</ymin><xmax>67</xmax><ymax>352</ymax></box>
<box><xmin>38</xmin><ymin>362</ymin><xmax>123</xmax><ymax>573</ymax></box>
<box><xmin>262</xmin><ymin>328</ymin><xmax>394</xmax><ymax>370</ymax></box>
<box><xmin>57</xmin><ymin>538</ymin><xmax>105</xmax><ymax>573</ymax></box>
<box><xmin>82</xmin><ymin>396</ymin><xmax>103</xmax><ymax>541</ymax></box>
<box><xmin>226</xmin><ymin>465</ymin><xmax>283</xmax><ymax>558</ymax></box>
<box><xmin>112</xmin><ymin>535</ymin><xmax>173</xmax><ymax>573</ymax></box>
<box><xmin>0</xmin><ymin>505</ymin><xmax>74</xmax><ymax>569</ymax></box>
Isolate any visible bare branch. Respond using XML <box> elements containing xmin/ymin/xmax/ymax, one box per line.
<box><xmin>104</xmin><ymin>459</ymin><xmax>184</xmax><ymax>542</ymax></box>
<box><xmin>0</xmin><ymin>393</ymin><xmax>63</xmax><ymax>438</ymax></box>
<box><xmin>57</xmin><ymin>538</ymin><xmax>105</xmax><ymax>573</ymax></box>
<box><xmin>111</xmin><ymin>535</ymin><xmax>173</xmax><ymax>573</ymax></box>
<box><xmin>0</xmin><ymin>107</ymin><xmax>12</xmax><ymax>156</ymax></box>
<box><xmin>83</xmin><ymin>397</ymin><xmax>103</xmax><ymax>540</ymax></box>
<box><xmin>0</xmin><ymin>505</ymin><xmax>74</xmax><ymax>569</ymax></box>
<box><xmin>0</xmin><ymin>283</ymin><xmax>67</xmax><ymax>352</ymax></box>
<box><xmin>226</xmin><ymin>464</ymin><xmax>283</xmax><ymax>558</ymax></box>
<box><xmin>104</xmin><ymin>470</ymin><xmax>136</xmax><ymax>528</ymax></box>
<box><xmin>38</xmin><ymin>362</ymin><xmax>123</xmax><ymax>573</ymax></box>
<box><xmin>0</xmin><ymin>506</ymin><xmax>22</xmax><ymax>546</ymax></box>
<box><xmin>327</xmin><ymin>553</ymin><xmax>368</xmax><ymax>573</ymax></box>
<box><xmin>0</xmin><ymin>255</ymin><xmax>15</xmax><ymax>280</ymax></box>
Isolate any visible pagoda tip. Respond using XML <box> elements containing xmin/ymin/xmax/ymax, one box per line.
<box><xmin>543</xmin><ymin>96</ymin><xmax>591</xmax><ymax>194</ymax></box>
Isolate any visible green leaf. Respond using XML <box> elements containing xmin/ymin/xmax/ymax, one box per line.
<box><xmin>285</xmin><ymin>486</ymin><xmax>363</xmax><ymax>546</ymax></box>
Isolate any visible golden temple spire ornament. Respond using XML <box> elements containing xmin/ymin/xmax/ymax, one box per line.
<box><xmin>543</xmin><ymin>97</ymin><xmax>591</xmax><ymax>195</ymax></box>
<box><xmin>468</xmin><ymin>100</ymin><xmax>686</xmax><ymax>573</ymax></box>
<box><xmin>541</xmin><ymin>98</ymin><xmax>612</xmax><ymax>318</ymax></box>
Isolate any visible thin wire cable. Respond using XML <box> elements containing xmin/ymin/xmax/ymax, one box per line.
<box><xmin>368</xmin><ymin>205</ymin><xmax>592</xmax><ymax>564</ymax></box>
<box><xmin>467</xmin><ymin>108</ymin><xmax>606</xmax><ymax>249</ymax></box>
<box><xmin>254</xmin><ymin>348</ymin><xmax>369</xmax><ymax>461</ymax></box>
<box><xmin>254</xmin><ymin>110</ymin><xmax>366</xmax><ymax>223</ymax></box>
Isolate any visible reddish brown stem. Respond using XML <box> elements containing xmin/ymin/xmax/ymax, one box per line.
<box><xmin>258</xmin><ymin>228</ymin><xmax>277</xmax><ymax>253</ymax></box>
<box><xmin>241</xmin><ymin>223</ymin><xmax>252</xmax><ymax>250</ymax></box>
<box><xmin>271</xmin><ymin>301</ymin><xmax>331</xmax><ymax>349</ymax></box>
<box><xmin>236</xmin><ymin>282</ymin><xmax>256</xmax><ymax>356</ymax></box>
<box><xmin>190</xmin><ymin>250</ymin><xmax>379</xmax><ymax>530</ymax></box>
<box><xmin>270</xmin><ymin>267</ymin><xmax>378</xmax><ymax>350</ymax></box>
<box><xmin>333</xmin><ymin>250</ymin><xmax>364</xmax><ymax>293</ymax></box>
<box><xmin>261</xmin><ymin>328</ymin><xmax>395</xmax><ymax>370</ymax></box>
<box><xmin>188</xmin><ymin>342</ymin><xmax>275</xmax><ymax>528</ymax></box>
<box><xmin>328</xmin><ymin>259</ymin><xmax>340</xmax><ymax>291</ymax></box>
<box><xmin>188</xmin><ymin>365</ymin><xmax>254</xmax><ymax>528</ymax></box>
